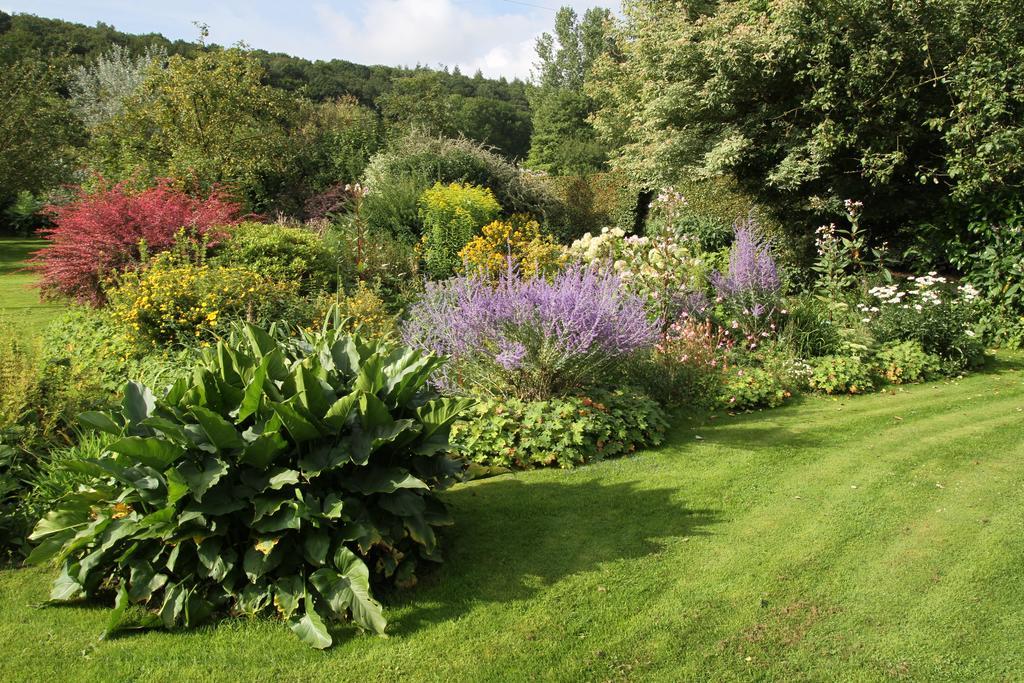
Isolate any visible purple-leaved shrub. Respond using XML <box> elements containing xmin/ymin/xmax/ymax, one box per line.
<box><xmin>403</xmin><ymin>264</ymin><xmax>657</xmax><ymax>399</ymax></box>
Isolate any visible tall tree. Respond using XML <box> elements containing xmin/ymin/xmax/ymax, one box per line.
<box><xmin>527</xmin><ymin>6</ymin><xmax>612</xmax><ymax>175</ymax></box>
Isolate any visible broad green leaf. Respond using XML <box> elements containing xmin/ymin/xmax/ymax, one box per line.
<box><xmin>253</xmin><ymin>503</ymin><xmax>301</xmax><ymax>533</ymax></box>
<box><xmin>239</xmin><ymin>430</ymin><xmax>288</xmax><ymax>469</ymax></box>
<box><xmin>302</xmin><ymin>528</ymin><xmax>330</xmax><ymax>567</ymax></box>
<box><xmin>191</xmin><ymin>406</ymin><xmax>245</xmax><ymax>451</ymax></box>
<box><xmin>243</xmin><ymin>543</ymin><xmax>283</xmax><ymax>583</ymax></box>
<box><xmin>122</xmin><ymin>381</ymin><xmax>157</xmax><ymax>425</ymax></box>
<box><xmin>49</xmin><ymin>562</ymin><xmax>85</xmax><ymax>602</ymax></box>
<box><xmin>273</xmin><ymin>576</ymin><xmax>304</xmax><ymax>618</ymax></box>
<box><xmin>242</xmin><ymin>323</ymin><xmax>277</xmax><ymax>357</ymax></box>
<box><xmin>321</xmin><ymin>493</ymin><xmax>344</xmax><ymax>519</ymax></box>
<box><xmin>310</xmin><ymin>546</ymin><xmax>386</xmax><ymax>634</ymax></box>
<box><xmin>296</xmin><ymin>364</ymin><xmax>332</xmax><ymax>419</ymax></box>
<box><xmin>272</xmin><ymin>401</ymin><xmax>322</xmax><ymax>443</ymax></box>
<box><xmin>102</xmin><ymin>584</ymin><xmax>130</xmax><ymax>639</ymax></box>
<box><xmin>176</xmin><ymin>456</ymin><xmax>229</xmax><ymax>502</ymax></box>
<box><xmin>343</xmin><ymin>467</ymin><xmax>428</xmax><ymax>495</ymax></box>
<box><xmin>160</xmin><ymin>583</ymin><xmax>186</xmax><ymax>628</ymax></box>
<box><xmin>297</xmin><ymin>443</ymin><xmax>350</xmax><ymax>477</ymax></box>
<box><xmin>354</xmin><ymin>352</ymin><xmax>385</xmax><ymax>395</ymax></box>
<box><xmin>165</xmin><ymin>467</ymin><xmax>189</xmax><ymax>506</ymax></box>
<box><xmin>252</xmin><ymin>494</ymin><xmax>289</xmax><ymax>522</ymax></box>
<box><xmin>197</xmin><ymin>537</ymin><xmax>235</xmax><ymax>582</ymax></box>
<box><xmin>415</xmin><ymin>397</ymin><xmax>475</xmax><ymax>455</ymax></box>
<box><xmin>289</xmin><ymin>595</ymin><xmax>333</xmax><ymax>649</ymax></box>
<box><xmin>322</xmin><ymin>390</ymin><xmax>359</xmax><ymax>430</ymax></box>
<box><xmin>79</xmin><ymin>411</ymin><xmax>123</xmax><ymax>435</ymax></box>
<box><xmin>108</xmin><ymin>436</ymin><xmax>185</xmax><ymax>470</ymax></box>
<box><xmin>237</xmin><ymin>352</ymin><xmax>272</xmax><ymax>422</ymax></box>
<box><xmin>128</xmin><ymin>560</ymin><xmax>168</xmax><ymax>603</ymax></box>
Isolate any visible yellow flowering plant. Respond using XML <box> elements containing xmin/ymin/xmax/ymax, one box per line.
<box><xmin>458</xmin><ymin>214</ymin><xmax>566</xmax><ymax>279</ymax></box>
<box><xmin>417</xmin><ymin>182</ymin><xmax>501</xmax><ymax>279</ymax></box>
<box><xmin>109</xmin><ymin>253</ymin><xmax>308</xmax><ymax>349</ymax></box>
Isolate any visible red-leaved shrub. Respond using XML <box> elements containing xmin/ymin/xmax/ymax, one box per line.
<box><xmin>34</xmin><ymin>179</ymin><xmax>243</xmax><ymax>304</ymax></box>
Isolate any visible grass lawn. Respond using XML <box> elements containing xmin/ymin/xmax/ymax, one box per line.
<box><xmin>0</xmin><ymin>238</ymin><xmax>64</xmax><ymax>334</ymax></box>
<box><xmin>1</xmin><ymin>355</ymin><xmax>1022</xmax><ymax>681</ymax></box>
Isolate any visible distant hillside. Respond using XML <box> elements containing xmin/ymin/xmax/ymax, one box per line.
<box><xmin>0</xmin><ymin>10</ymin><xmax>533</xmax><ymax>158</ymax></box>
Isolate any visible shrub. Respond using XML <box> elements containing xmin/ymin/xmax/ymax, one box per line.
<box><xmin>418</xmin><ymin>183</ymin><xmax>501</xmax><ymax>279</ymax></box>
<box><xmin>362</xmin><ymin>133</ymin><xmax>563</xmax><ymax>236</ymax></box>
<box><xmin>862</xmin><ymin>275</ymin><xmax>985</xmax><ymax>373</ymax></box>
<box><xmin>108</xmin><ymin>254</ymin><xmax>310</xmax><ymax>349</ymax></box>
<box><xmin>720</xmin><ymin>365</ymin><xmax>791</xmax><ymax>410</ymax></box>
<box><xmin>548</xmin><ymin>171</ymin><xmax>634</xmax><ymax>241</ymax></box>
<box><xmin>807</xmin><ymin>355</ymin><xmax>874</xmax><ymax>395</ymax></box>
<box><xmin>631</xmin><ymin>318</ymin><xmax>727</xmax><ymax>409</ymax></box>
<box><xmin>335</xmin><ymin>282</ymin><xmax>398</xmax><ymax>341</ymax></box>
<box><xmin>451</xmin><ymin>389</ymin><xmax>667</xmax><ymax>469</ymax></box>
<box><xmin>872</xmin><ymin>341</ymin><xmax>939</xmax><ymax>385</ymax></box>
<box><xmin>458</xmin><ymin>214</ymin><xmax>565</xmax><ymax>280</ymax></box>
<box><xmin>28</xmin><ymin>321</ymin><xmax>471</xmax><ymax>648</ymax></box>
<box><xmin>403</xmin><ymin>265</ymin><xmax>657</xmax><ymax>400</ymax></box>
<box><xmin>779</xmin><ymin>294</ymin><xmax>844</xmax><ymax>358</ymax></box>
<box><xmin>34</xmin><ymin>179</ymin><xmax>243</xmax><ymax>304</ymax></box>
<box><xmin>324</xmin><ymin>216</ymin><xmax>421</xmax><ymax>310</ymax></box>
<box><xmin>213</xmin><ymin>222</ymin><xmax>338</xmax><ymax>294</ymax></box>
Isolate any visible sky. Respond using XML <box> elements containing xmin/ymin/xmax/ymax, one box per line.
<box><xmin>3</xmin><ymin>0</ymin><xmax>614</xmax><ymax>80</ymax></box>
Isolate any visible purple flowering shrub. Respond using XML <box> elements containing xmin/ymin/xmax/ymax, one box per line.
<box><xmin>403</xmin><ymin>264</ymin><xmax>657</xmax><ymax>399</ymax></box>
<box><xmin>711</xmin><ymin>219</ymin><xmax>783</xmax><ymax>342</ymax></box>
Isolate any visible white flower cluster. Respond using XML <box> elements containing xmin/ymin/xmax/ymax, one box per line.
<box><xmin>863</xmin><ymin>272</ymin><xmax>979</xmax><ymax>320</ymax></box>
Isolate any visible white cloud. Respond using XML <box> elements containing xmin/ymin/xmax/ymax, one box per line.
<box><xmin>312</xmin><ymin>0</ymin><xmax>552</xmax><ymax>79</ymax></box>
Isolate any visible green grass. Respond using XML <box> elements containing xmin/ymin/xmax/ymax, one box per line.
<box><xmin>2</xmin><ymin>357</ymin><xmax>1023</xmax><ymax>681</ymax></box>
<box><xmin>0</xmin><ymin>238</ymin><xmax>63</xmax><ymax>334</ymax></box>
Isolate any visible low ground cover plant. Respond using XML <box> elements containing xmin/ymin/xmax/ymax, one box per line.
<box><xmin>27</xmin><ymin>319</ymin><xmax>470</xmax><ymax>648</ymax></box>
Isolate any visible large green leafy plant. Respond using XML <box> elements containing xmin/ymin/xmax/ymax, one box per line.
<box><xmin>28</xmin><ymin>318</ymin><xmax>470</xmax><ymax>648</ymax></box>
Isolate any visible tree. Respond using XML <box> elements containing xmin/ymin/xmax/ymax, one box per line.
<box><xmin>88</xmin><ymin>47</ymin><xmax>301</xmax><ymax>211</ymax></box>
<box><xmin>69</xmin><ymin>43</ymin><xmax>166</xmax><ymax>129</ymax></box>
<box><xmin>0</xmin><ymin>58</ymin><xmax>78</xmax><ymax>215</ymax></box>
<box><xmin>588</xmin><ymin>0</ymin><xmax>1024</xmax><ymax>252</ymax></box>
<box><xmin>527</xmin><ymin>6</ymin><xmax>612</xmax><ymax>174</ymax></box>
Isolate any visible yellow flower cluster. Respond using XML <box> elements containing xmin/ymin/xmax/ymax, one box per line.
<box><xmin>109</xmin><ymin>260</ymin><xmax>299</xmax><ymax>348</ymax></box>
<box><xmin>336</xmin><ymin>282</ymin><xmax>397</xmax><ymax>341</ymax></box>
<box><xmin>458</xmin><ymin>214</ymin><xmax>566</xmax><ymax>280</ymax></box>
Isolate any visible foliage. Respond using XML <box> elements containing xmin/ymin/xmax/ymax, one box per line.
<box><xmin>418</xmin><ymin>182</ymin><xmax>501</xmax><ymax>279</ymax></box>
<box><xmin>0</xmin><ymin>58</ymin><xmax>79</xmax><ymax>215</ymax></box>
<box><xmin>403</xmin><ymin>265</ymin><xmax>656</xmax><ymax>400</ymax></box>
<box><xmin>588</xmin><ymin>0</ymin><xmax>1024</xmax><ymax>249</ymax></box>
<box><xmin>88</xmin><ymin>47</ymin><xmax>300</xmax><ymax>212</ymax></box>
<box><xmin>862</xmin><ymin>276</ymin><xmax>985</xmax><ymax>373</ymax></box>
<box><xmin>632</xmin><ymin>318</ymin><xmax>727</xmax><ymax>409</ymax></box>
<box><xmin>335</xmin><ymin>282</ymin><xmax>398</xmax><ymax>341</ymax></box>
<box><xmin>69</xmin><ymin>43</ymin><xmax>166</xmax><ymax>130</ymax></box>
<box><xmin>33</xmin><ymin>179</ymin><xmax>242</xmax><ymax>305</ymax></box>
<box><xmin>213</xmin><ymin>221</ymin><xmax>338</xmax><ymax>294</ymax></box>
<box><xmin>324</xmin><ymin>214</ymin><xmax>420</xmax><ymax>310</ymax></box>
<box><xmin>872</xmin><ymin>341</ymin><xmax>939</xmax><ymax>385</ymax></box>
<box><xmin>362</xmin><ymin>133</ymin><xmax>564</xmax><ymax>235</ymax></box>
<box><xmin>298</xmin><ymin>96</ymin><xmax>383</xmax><ymax>193</ymax></box>
<box><xmin>450</xmin><ymin>389</ymin><xmax>667</xmax><ymax>469</ymax></box>
<box><xmin>807</xmin><ymin>354</ymin><xmax>874</xmax><ymax>395</ymax></box>
<box><xmin>28</xmin><ymin>321</ymin><xmax>471</xmax><ymax>648</ymax></box>
<box><xmin>458</xmin><ymin>214</ymin><xmax>565</xmax><ymax>280</ymax></box>
<box><xmin>108</xmin><ymin>252</ymin><xmax>309</xmax><ymax>349</ymax></box>
<box><xmin>567</xmin><ymin>226</ymin><xmax>715</xmax><ymax>332</ymax></box>
<box><xmin>528</xmin><ymin>7</ymin><xmax>612</xmax><ymax>174</ymax></box>
<box><xmin>778</xmin><ymin>294</ymin><xmax>845</xmax><ymax>359</ymax></box>
<box><xmin>720</xmin><ymin>365</ymin><xmax>792</xmax><ymax>410</ymax></box>
<box><xmin>2</xmin><ymin>190</ymin><xmax>49</xmax><ymax>236</ymax></box>
<box><xmin>548</xmin><ymin>171</ymin><xmax>633</xmax><ymax>241</ymax></box>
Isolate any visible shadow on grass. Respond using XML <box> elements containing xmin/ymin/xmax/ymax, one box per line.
<box><xmin>387</xmin><ymin>477</ymin><xmax>720</xmax><ymax>635</ymax></box>
<box><xmin>0</xmin><ymin>238</ymin><xmax>44</xmax><ymax>276</ymax></box>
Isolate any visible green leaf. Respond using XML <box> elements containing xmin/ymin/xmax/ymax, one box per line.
<box><xmin>128</xmin><ymin>560</ymin><xmax>168</xmax><ymax>603</ymax></box>
<box><xmin>159</xmin><ymin>583</ymin><xmax>186</xmax><ymax>628</ymax></box>
<box><xmin>354</xmin><ymin>352</ymin><xmax>385</xmax><ymax>395</ymax></box>
<box><xmin>321</xmin><ymin>493</ymin><xmax>344</xmax><ymax>519</ymax></box>
<box><xmin>102</xmin><ymin>584</ymin><xmax>130</xmax><ymax>639</ymax></box>
<box><xmin>296</xmin><ymin>364</ymin><xmax>332</xmax><ymax>419</ymax></box>
<box><xmin>108</xmin><ymin>436</ymin><xmax>186</xmax><ymax>470</ymax></box>
<box><xmin>237</xmin><ymin>352</ymin><xmax>272</xmax><ymax>422</ymax></box>
<box><xmin>197</xmin><ymin>537</ymin><xmax>235</xmax><ymax>582</ymax></box>
<box><xmin>243</xmin><ymin>543</ymin><xmax>283</xmax><ymax>583</ymax></box>
<box><xmin>322</xmin><ymin>390</ymin><xmax>359</xmax><ymax>430</ymax></box>
<box><xmin>273</xmin><ymin>576</ymin><xmax>304</xmax><ymax>619</ymax></box>
<box><xmin>79</xmin><ymin>411</ymin><xmax>123</xmax><ymax>435</ymax></box>
<box><xmin>239</xmin><ymin>430</ymin><xmax>288</xmax><ymax>469</ymax></box>
<box><xmin>253</xmin><ymin>503</ymin><xmax>301</xmax><ymax>533</ymax></box>
<box><xmin>49</xmin><ymin>562</ymin><xmax>85</xmax><ymax>602</ymax></box>
<box><xmin>309</xmin><ymin>546</ymin><xmax>386</xmax><ymax>634</ymax></box>
<box><xmin>176</xmin><ymin>456</ymin><xmax>229</xmax><ymax>502</ymax></box>
<box><xmin>191</xmin><ymin>406</ymin><xmax>245</xmax><ymax>451</ymax></box>
<box><xmin>272</xmin><ymin>401</ymin><xmax>322</xmax><ymax>443</ymax></box>
<box><xmin>289</xmin><ymin>595</ymin><xmax>333</xmax><ymax>649</ymax></box>
<box><xmin>122</xmin><ymin>381</ymin><xmax>157</xmax><ymax>425</ymax></box>
<box><xmin>343</xmin><ymin>467</ymin><xmax>428</xmax><ymax>495</ymax></box>
<box><xmin>297</xmin><ymin>443</ymin><xmax>350</xmax><ymax>477</ymax></box>
<box><xmin>302</xmin><ymin>528</ymin><xmax>330</xmax><ymax>567</ymax></box>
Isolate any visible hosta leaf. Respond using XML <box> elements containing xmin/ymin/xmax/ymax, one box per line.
<box><xmin>108</xmin><ymin>437</ymin><xmax>185</xmax><ymax>470</ymax></box>
<box><xmin>139</xmin><ymin>416</ymin><xmax>192</xmax><ymax>445</ymax></box>
<box><xmin>297</xmin><ymin>443</ymin><xmax>350</xmax><ymax>477</ymax></box>
<box><xmin>349</xmin><ymin>419</ymin><xmax>420</xmax><ymax>465</ymax></box>
<box><xmin>330</xmin><ymin>337</ymin><xmax>361</xmax><ymax>377</ymax></box>
<box><xmin>289</xmin><ymin>595</ymin><xmax>333</xmax><ymax>649</ymax></box>
<box><xmin>122</xmin><ymin>381</ymin><xmax>157</xmax><ymax>425</ymax></box>
<box><xmin>302</xmin><ymin>528</ymin><xmax>330</xmax><ymax>567</ymax></box>
<box><xmin>49</xmin><ymin>562</ymin><xmax>85</xmax><ymax>602</ymax></box>
<box><xmin>415</xmin><ymin>398</ymin><xmax>475</xmax><ymax>455</ymax></box>
<box><xmin>321</xmin><ymin>493</ymin><xmax>344</xmax><ymax>519</ymax></box>
<box><xmin>343</xmin><ymin>467</ymin><xmax>428</xmax><ymax>495</ymax></box>
<box><xmin>165</xmin><ymin>467</ymin><xmax>189</xmax><ymax>506</ymax></box>
<box><xmin>310</xmin><ymin>546</ymin><xmax>386</xmax><ymax>635</ymax></box>
<box><xmin>244</xmin><ymin>543</ymin><xmax>283</xmax><ymax>583</ymax></box>
<box><xmin>29</xmin><ymin>497</ymin><xmax>93</xmax><ymax>541</ymax></box>
<box><xmin>378</xmin><ymin>489</ymin><xmax>426</xmax><ymax>517</ymax></box>
<box><xmin>79</xmin><ymin>411</ymin><xmax>123</xmax><ymax>435</ymax></box>
<box><xmin>253</xmin><ymin>502</ymin><xmax>301</xmax><ymax>533</ymax></box>
<box><xmin>358</xmin><ymin>392</ymin><xmax>393</xmax><ymax>431</ymax></box>
<box><xmin>272</xmin><ymin>401</ymin><xmax>322</xmax><ymax>443</ymax></box>
<box><xmin>237</xmin><ymin>352</ymin><xmax>271</xmax><ymax>422</ymax></box>
<box><xmin>191</xmin><ymin>406</ymin><xmax>245</xmax><ymax>451</ymax></box>
<box><xmin>252</xmin><ymin>494</ymin><xmax>290</xmax><ymax>522</ymax></box>
<box><xmin>128</xmin><ymin>560</ymin><xmax>168</xmax><ymax>603</ymax></box>
<box><xmin>322</xmin><ymin>391</ymin><xmax>359</xmax><ymax>431</ymax></box>
<box><xmin>273</xmin><ymin>576</ymin><xmax>304</xmax><ymax>618</ymax></box>
<box><xmin>296</xmin><ymin>364</ymin><xmax>332</xmax><ymax>419</ymax></box>
<box><xmin>354</xmin><ymin>352</ymin><xmax>384</xmax><ymax>395</ymax></box>
<box><xmin>240</xmin><ymin>430</ymin><xmax>288</xmax><ymax>470</ymax></box>
<box><xmin>242</xmin><ymin>323</ymin><xmax>277</xmax><ymax>358</ymax></box>
<box><xmin>102</xmin><ymin>584</ymin><xmax>131</xmax><ymax>639</ymax></box>
<box><xmin>176</xmin><ymin>456</ymin><xmax>229</xmax><ymax>502</ymax></box>
<box><xmin>197</xmin><ymin>537</ymin><xmax>236</xmax><ymax>582</ymax></box>
<box><xmin>160</xmin><ymin>583</ymin><xmax>186</xmax><ymax>628</ymax></box>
